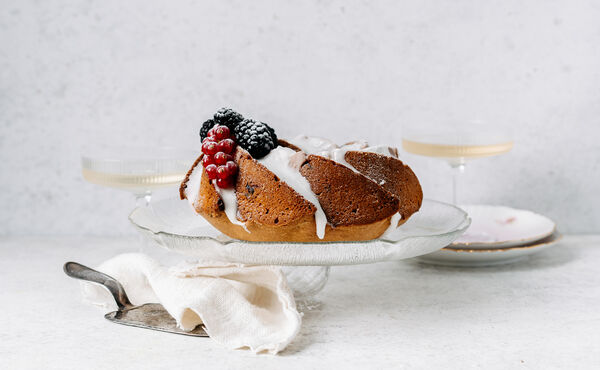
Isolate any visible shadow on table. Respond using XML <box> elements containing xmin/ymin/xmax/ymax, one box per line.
<box><xmin>411</xmin><ymin>241</ymin><xmax>577</xmax><ymax>274</ymax></box>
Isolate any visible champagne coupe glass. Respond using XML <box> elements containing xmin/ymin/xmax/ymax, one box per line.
<box><xmin>401</xmin><ymin>122</ymin><xmax>513</xmax><ymax>205</ymax></box>
<box><xmin>81</xmin><ymin>145</ymin><xmax>199</xmax><ymax>251</ymax></box>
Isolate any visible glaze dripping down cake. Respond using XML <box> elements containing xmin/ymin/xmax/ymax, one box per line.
<box><xmin>180</xmin><ymin>108</ymin><xmax>423</xmax><ymax>242</ymax></box>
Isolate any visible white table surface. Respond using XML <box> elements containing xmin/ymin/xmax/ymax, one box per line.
<box><xmin>1</xmin><ymin>235</ymin><xmax>599</xmax><ymax>369</ymax></box>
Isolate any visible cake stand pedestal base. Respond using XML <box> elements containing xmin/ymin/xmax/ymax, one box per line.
<box><xmin>281</xmin><ymin>266</ymin><xmax>330</xmax><ymax>310</ymax></box>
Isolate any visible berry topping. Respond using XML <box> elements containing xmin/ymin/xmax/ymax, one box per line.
<box><xmin>265</xmin><ymin>124</ymin><xmax>278</xmax><ymax>144</ymax></box>
<box><xmin>202</xmin><ymin>141</ymin><xmax>218</xmax><ymax>155</ymax></box>
<box><xmin>199</xmin><ymin>119</ymin><xmax>216</xmax><ymax>141</ymax></box>
<box><xmin>233</xmin><ymin>119</ymin><xmax>278</xmax><ymax>159</ymax></box>
<box><xmin>202</xmin><ymin>154</ymin><xmax>215</xmax><ymax>167</ymax></box>
<box><xmin>212</xmin><ymin>125</ymin><xmax>230</xmax><ymax>141</ymax></box>
<box><xmin>214</xmin><ymin>108</ymin><xmax>244</xmax><ymax>130</ymax></box>
<box><xmin>225</xmin><ymin>161</ymin><xmax>238</xmax><ymax>176</ymax></box>
<box><xmin>216</xmin><ymin>165</ymin><xmax>229</xmax><ymax>180</ymax></box>
<box><xmin>201</xmin><ymin>119</ymin><xmax>242</xmax><ymax>188</ymax></box>
<box><xmin>199</xmin><ymin>108</ymin><xmax>277</xmax><ymax>187</ymax></box>
<box><xmin>216</xmin><ymin>177</ymin><xmax>232</xmax><ymax>189</ymax></box>
<box><xmin>214</xmin><ymin>152</ymin><xmax>228</xmax><ymax>165</ymax></box>
<box><xmin>204</xmin><ymin>164</ymin><xmax>218</xmax><ymax>180</ymax></box>
<box><xmin>217</xmin><ymin>138</ymin><xmax>235</xmax><ymax>154</ymax></box>
<box><xmin>207</xmin><ymin>126</ymin><xmax>217</xmax><ymax>139</ymax></box>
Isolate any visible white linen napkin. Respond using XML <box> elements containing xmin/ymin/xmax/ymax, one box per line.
<box><xmin>81</xmin><ymin>253</ymin><xmax>301</xmax><ymax>354</ymax></box>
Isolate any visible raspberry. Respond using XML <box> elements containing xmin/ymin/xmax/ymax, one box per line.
<box><xmin>233</xmin><ymin>119</ymin><xmax>277</xmax><ymax>159</ymax></box>
<box><xmin>204</xmin><ymin>164</ymin><xmax>217</xmax><ymax>180</ymax></box>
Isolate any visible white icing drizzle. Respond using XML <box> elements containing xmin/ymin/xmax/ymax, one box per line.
<box><xmin>362</xmin><ymin>145</ymin><xmax>399</xmax><ymax>158</ymax></box>
<box><xmin>257</xmin><ymin>146</ymin><xmax>327</xmax><ymax>239</ymax></box>
<box><xmin>382</xmin><ymin>212</ymin><xmax>403</xmax><ymax>237</ymax></box>
<box><xmin>214</xmin><ymin>184</ymin><xmax>249</xmax><ymax>232</ymax></box>
<box><xmin>184</xmin><ymin>160</ymin><xmax>249</xmax><ymax>232</ymax></box>
<box><xmin>289</xmin><ymin>135</ymin><xmax>338</xmax><ymax>155</ymax></box>
<box><xmin>184</xmin><ymin>162</ymin><xmax>203</xmax><ymax>205</ymax></box>
<box><xmin>289</xmin><ymin>136</ymin><xmax>397</xmax><ymax>172</ymax></box>
<box><xmin>330</xmin><ymin>142</ymin><xmax>369</xmax><ymax>173</ymax></box>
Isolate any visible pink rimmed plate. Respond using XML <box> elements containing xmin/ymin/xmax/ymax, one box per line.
<box><xmin>452</xmin><ymin>205</ymin><xmax>556</xmax><ymax>249</ymax></box>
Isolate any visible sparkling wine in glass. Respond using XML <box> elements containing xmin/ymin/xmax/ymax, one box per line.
<box><xmin>401</xmin><ymin>122</ymin><xmax>513</xmax><ymax>204</ymax></box>
<box><xmin>81</xmin><ymin>146</ymin><xmax>198</xmax><ymax>207</ymax></box>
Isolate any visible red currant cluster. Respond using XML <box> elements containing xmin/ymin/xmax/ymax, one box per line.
<box><xmin>201</xmin><ymin>125</ymin><xmax>238</xmax><ymax>188</ymax></box>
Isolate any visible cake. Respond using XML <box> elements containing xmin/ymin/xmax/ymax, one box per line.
<box><xmin>180</xmin><ymin>108</ymin><xmax>423</xmax><ymax>242</ymax></box>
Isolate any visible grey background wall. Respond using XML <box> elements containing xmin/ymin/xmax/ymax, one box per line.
<box><xmin>1</xmin><ymin>0</ymin><xmax>599</xmax><ymax>236</ymax></box>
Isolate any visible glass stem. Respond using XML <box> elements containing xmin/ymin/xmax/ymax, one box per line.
<box><xmin>450</xmin><ymin>162</ymin><xmax>465</xmax><ymax>205</ymax></box>
<box><xmin>133</xmin><ymin>191</ymin><xmax>152</xmax><ymax>253</ymax></box>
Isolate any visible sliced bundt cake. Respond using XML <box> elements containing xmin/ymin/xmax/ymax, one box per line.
<box><xmin>180</xmin><ymin>108</ymin><xmax>423</xmax><ymax>242</ymax></box>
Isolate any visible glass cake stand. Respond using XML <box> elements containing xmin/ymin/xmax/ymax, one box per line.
<box><xmin>129</xmin><ymin>197</ymin><xmax>470</xmax><ymax>304</ymax></box>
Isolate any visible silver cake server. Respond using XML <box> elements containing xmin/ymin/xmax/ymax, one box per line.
<box><xmin>64</xmin><ymin>261</ymin><xmax>208</xmax><ymax>337</ymax></box>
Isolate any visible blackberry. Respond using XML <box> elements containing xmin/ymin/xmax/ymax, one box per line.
<box><xmin>199</xmin><ymin>119</ymin><xmax>216</xmax><ymax>140</ymax></box>
<box><xmin>214</xmin><ymin>108</ymin><xmax>244</xmax><ymax>131</ymax></box>
<box><xmin>233</xmin><ymin>118</ymin><xmax>278</xmax><ymax>159</ymax></box>
<box><xmin>264</xmin><ymin>122</ymin><xmax>278</xmax><ymax>144</ymax></box>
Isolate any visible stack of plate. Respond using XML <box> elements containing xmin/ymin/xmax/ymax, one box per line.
<box><xmin>418</xmin><ymin>205</ymin><xmax>561</xmax><ymax>267</ymax></box>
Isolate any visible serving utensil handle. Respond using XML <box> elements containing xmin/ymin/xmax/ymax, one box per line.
<box><xmin>64</xmin><ymin>261</ymin><xmax>133</xmax><ymax>310</ymax></box>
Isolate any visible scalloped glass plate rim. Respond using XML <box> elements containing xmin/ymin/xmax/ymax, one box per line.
<box><xmin>129</xmin><ymin>198</ymin><xmax>470</xmax><ymax>246</ymax></box>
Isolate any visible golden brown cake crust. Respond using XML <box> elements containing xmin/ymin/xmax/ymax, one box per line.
<box><xmin>299</xmin><ymin>154</ymin><xmax>400</xmax><ymax>227</ymax></box>
<box><xmin>344</xmin><ymin>151</ymin><xmax>423</xmax><ymax>222</ymax></box>
<box><xmin>233</xmin><ymin>148</ymin><xmax>316</xmax><ymax>226</ymax></box>
<box><xmin>201</xmin><ymin>211</ymin><xmax>395</xmax><ymax>242</ymax></box>
<box><xmin>277</xmin><ymin>139</ymin><xmax>302</xmax><ymax>152</ymax></box>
